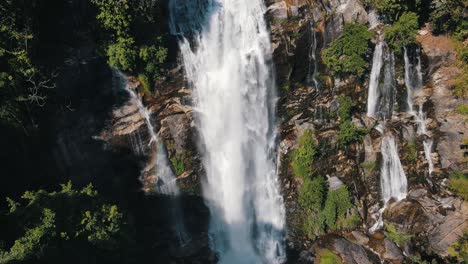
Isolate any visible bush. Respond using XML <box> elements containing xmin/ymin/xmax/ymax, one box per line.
<box><xmin>106</xmin><ymin>37</ymin><xmax>137</xmax><ymax>71</ymax></box>
<box><xmin>448</xmin><ymin>230</ymin><xmax>468</xmax><ymax>263</ymax></box>
<box><xmin>337</xmin><ymin>121</ymin><xmax>365</xmax><ymax>147</ymax></box>
<box><xmin>137</xmin><ymin>74</ymin><xmax>151</xmax><ymax>95</ymax></box>
<box><xmin>291</xmin><ymin>130</ymin><xmax>317</xmax><ymax>179</ymax></box>
<box><xmin>337</xmin><ymin>95</ymin><xmax>354</xmax><ymax>121</ymax></box>
<box><xmin>430</xmin><ymin>0</ymin><xmax>468</xmax><ymax>39</ymax></box>
<box><xmin>322</xmin><ymin>24</ymin><xmax>372</xmax><ymax>76</ymax></box>
<box><xmin>317</xmin><ymin>249</ymin><xmax>342</xmax><ymax>264</ymax></box>
<box><xmin>298</xmin><ymin>176</ymin><xmax>327</xmax><ymax>213</ymax></box>
<box><xmin>456</xmin><ymin>104</ymin><xmax>468</xmax><ymax>115</ymax></box>
<box><xmin>385</xmin><ymin>12</ymin><xmax>419</xmax><ymax>53</ymax></box>
<box><xmin>170</xmin><ymin>155</ymin><xmax>185</xmax><ymax>176</ymax></box>
<box><xmin>449</xmin><ymin>171</ymin><xmax>468</xmax><ymax>200</ymax></box>
<box><xmin>384</xmin><ymin>223</ymin><xmax>413</xmax><ymax>246</ymax></box>
<box><xmin>322</xmin><ymin>186</ymin><xmax>359</xmax><ymax>231</ymax></box>
<box><xmin>0</xmin><ymin>182</ymin><xmax>133</xmax><ymax>263</ymax></box>
<box><xmin>406</xmin><ymin>140</ymin><xmax>418</xmax><ymax>162</ymax></box>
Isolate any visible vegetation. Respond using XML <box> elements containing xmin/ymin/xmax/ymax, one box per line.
<box><xmin>0</xmin><ymin>182</ymin><xmax>134</xmax><ymax>263</ymax></box>
<box><xmin>384</xmin><ymin>223</ymin><xmax>413</xmax><ymax>246</ymax></box>
<box><xmin>429</xmin><ymin>0</ymin><xmax>468</xmax><ymax>40</ymax></box>
<box><xmin>170</xmin><ymin>155</ymin><xmax>185</xmax><ymax>176</ymax></box>
<box><xmin>322</xmin><ymin>24</ymin><xmax>372</xmax><ymax>76</ymax></box>
<box><xmin>406</xmin><ymin>140</ymin><xmax>418</xmax><ymax>162</ymax></box>
<box><xmin>337</xmin><ymin>121</ymin><xmax>365</xmax><ymax>147</ymax></box>
<box><xmin>337</xmin><ymin>95</ymin><xmax>354</xmax><ymax>121</ymax></box>
<box><xmin>291</xmin><ymin>130</ymin><xmax>317</xmax><ymax>179</ymax></box>
<box><xmin>449</xmin><ymin>171</ymin><xmax>468</xmax><ymax>200</ymax></box>
<box><xmin>448</xmin><ymin>229</ymin><xmax>468</xmax><ymax>263</ymax></box>
<box><xmin>317</xmin><ymin>249</ymin><xmax>342</xmax><ymax>264</ymax></box>
<box><xmin>385</xmin><ymin>12</ymin><xmax>419</xmax><ymax>53</ymax></box>
<box><xmin>91</xmin><ymin>0</ymin><xmax>168</xmax><ymax>90</ymax></box>
<box><xmin>300</xmin><ymin>177</ymin><xmax>360</xmax><ymax>239</ymax></box>
<box><xmin>456</xmin><ymin>104</ymin><xmax>468</xmax><ymax>115</ymax></box>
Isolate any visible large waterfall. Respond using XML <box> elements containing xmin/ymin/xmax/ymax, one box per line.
<box><xmin>170</xmin><ymin>0</ymin><xmax>286</xmax><ymax>263</ymax></box>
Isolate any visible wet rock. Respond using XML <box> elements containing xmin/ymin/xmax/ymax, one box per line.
<box><xmin>267</xmin><ymin>1</ymin><xmax>288</xmax><ymax>19</ymax></box>
<box><xmin>383</xmin><ymin>238</ymin><xmax>404</xmax><ymax>263</ymax></box>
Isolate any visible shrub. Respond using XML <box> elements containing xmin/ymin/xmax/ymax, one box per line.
<box><xmin>430</xmin><ymin>0</ymin><xmax>468</xmax><ymax>39</ymax></box>
<box><xmin>449</xmin><ymin>171</ymin><xmax>468</xmax><ymax>200</ymax></box>
<box><xmin>170</xmin><ymin>155</ymin><xmax>185</xmax><ymax>176</ymax></box>
<box><xmin>454</xmin><ymin>69</ymin><xmax>468</xmax><ymax>98</ymax></box>
<box><xmin>322</xmin><ymin>24</ymin><xmax>372</xmax><ymax>76</ymax></box>
<box><xmin>406</xmin><ymin>140</ymin><xmax>418</xmax><ymax>162</ymax></box>
<box><xmin>337</xmin><ymin>121</ymin><xmax>364</xmax><ymax>147</ymax></box>
<box><xmin>317</xmin><ymin>249</ymin><xmax>342</xmax><ymax>264</ymax></box>
<box><xmin>385</xmin><ymin>12</ymin><xmax>419</xmax><ymax>53</ymax></box>
<box><xmin>456</xmin><ymin>104</ymin><xmax>468</xmax><ymax>115</ymax></box>
<box><xmin>448</xmin><ymin>230</ymin><xmax>468</xmax><ymax>263</ymax></box>
<box><xmin>322</xmin><ymin>186</ymin><xmax>359</xmax><ymax>231</ymax></box>
<box><xmin>291</xmin><ymin>130</ymin><xmax>317</xmax><ymax>179</ymax></box>
<box><xmin>337</xmin><ymin>95</ymin><xmax>354</xmax><ymax>121</ymax></box>
<box><xmin>384</xmin><ymin>223</ymin><xmax>413</xmax><ymax>246</ymax></box>
<box><xmin>137</xmin><ymin>74</ymin><xmax>151</xmax><ymax>96</ymax></box>
<box><xmin>298</xmin><ymin>176</ymin><xmax>327</xmax><ymax>213</ymax></box>
<box><xmin>139</xmin><ymin>37</ymin><xmax>168</xmax><ymax>78</ymax></box>
<box><xmin>106</xmin><ymin>37</ymin><xmax>137</xmax><ymax>71</ymax></box>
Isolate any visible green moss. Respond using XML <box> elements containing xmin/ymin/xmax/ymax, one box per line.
<box><xmin>291</xmin><ymin>130</ymin><xmax>317</xmax><ymax>179</ymax></box>
<box><xmin>384</xmin><ymin>223</ymin><xmax>413</xmax><ymax>246</ymax></box>
<box><xmin>449</xmin><ymin>171</ymin><xmax>468</xmax><ymax>200</ymax></box>
<box><xmin>318</xmin><ymin>249</ymin><xmax>342</xmax><ymax>264</ymax></box>
<box><xmin>170</xmin><ymin>155</ymin><xmax>185</xmax><ymax>176</ymax></box>
<box><xmin>448</xmin><ymin>229</ymin><xmax>468</xmax><ymax>263</ymax></box>
<box><xmin>360</xmin><ymin>162</ymin><xmax>377</xmax><ymax>170</ymax></box>
<box><xmin>321</xmin><ymin>23</ymin><xmax>371</xmax><ymax>76</ymax></box>
<box><xmin>384</xmin><ymin>12</ymin><xmax>419</xmax><ymax>53</ymax></box>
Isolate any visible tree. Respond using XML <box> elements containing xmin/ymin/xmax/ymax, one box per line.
<box><xmin>322</xmin><ymin>24</ymin><xmax>372</xmax><ymax>77</ymax></box>
<box><xmin>0</xmin><ymin>182</ymin><xmax>135</xmax><ymax>264</ymax></box>
<box><xmin>430</xmin><ymin>0</ymin><xmax>468</xmax><ymax>39</ymax></box>
<box><xmin>385</xmin><ymin>12</ymin><xmax>419</xmax><ymax>53</ymax></box>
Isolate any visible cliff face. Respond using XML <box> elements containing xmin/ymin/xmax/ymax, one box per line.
<box><xmin>72</xmin><ymin>0</ymin><xmax>468</xmax><ymax>263</ymax></box>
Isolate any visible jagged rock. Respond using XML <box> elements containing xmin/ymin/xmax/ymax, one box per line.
<box><xmin>383</xmin><ymin>238</ymin><xmax>404</xmax><ymax>263</ymax></box>
<box><xmin>267</xmin><ymin>1</ymin><xmax>288</xmax><ymax>19</ymax></box>
<box><xmin>330</xmin><ymin>236</ymin><xmax>380</xmax><ymax>264</ymax></box>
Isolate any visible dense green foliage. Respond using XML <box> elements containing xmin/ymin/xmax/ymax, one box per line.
<box><xmin>449</xmin><ymin>171</ymin><xmax>468</xmax><ymax>200</ymax></box>
<box><xmin>337</xmin><ymin>121</ymin><xmax>365</xmax><ymax>147</ymax></box>
<box><xmin>317</xmin><ymin>249</ymin><xmax>342</xmax><ymax>264</ymax></box>
<box><xmin>322</xmin><ymin>24</ymin><xmax>372</xmax><ymax>76</ymax></box>
<box><xmin>385</xmin><ymin>12</ymin><xmax>419</xmax><ymax>53</ymax></box>
<box><xmin>170</xmin><ymin>155</ymin><xmax>185</xmax><ymax>176</ymax></box>
<box><xmin>0</xmin><ymin>1</ymin><xmax>54</xmax><ymax>130</ymax></box>
<box><xmin>299</xmin><ymin>176</ymin><xmax>360</xmax><ymax>239</ymax></box>
<box><xmin>291</xmin><ymin>130</ymin><xmax>317</xmax><ymax>179</ymax></box>
<box><xmin>0</xmin><ymin>182</ymin><xmax>134</xmax><ymax>264</ymax></box>
<box><xmin>448</xmin><ymin>230</ymin><xmax>468</xmax><ymax>263</ymax></box>
<box><xmin>406</xmin><ymin>140</ymin><xmax>418</xmax><ymax>162</ymax></box>
<box><xmin>429</xmin><ymin>0</ymin><xmax>468</xmax><ymax>39</ymax></box>
<box><xmin>91</xmin><ymin>0</ymin><xmax>168</xmax><ymax>90</ymax></box>
<box><xmin>337</xmin><ymin>95</ymin><xmax>354</xmax><ymax>121</ymax></box>
<box><xmin>384</xmin><ymin>223</ymin><xmax>413</xmax><ymax>246</ymax></box>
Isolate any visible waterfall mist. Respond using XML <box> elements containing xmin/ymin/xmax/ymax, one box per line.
<box><xmin>170</xmin><ymin>0</ymin><xmax>286</xmax><ymax>263</ymax></box>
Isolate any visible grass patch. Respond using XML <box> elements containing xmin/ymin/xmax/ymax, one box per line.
<box><xmin>317</xmin><ymin>249</ymin><xmax>342</xmax><ymax>264</ymax></box>
<box><xmin>456</xmin><ymin>103</ymin><xmax>468</xmax><ymax>115</ymax></box>
<box><xmin>170</xmin><ymin>155</ymin><xmax>185</xmax><ymax>176</ymax></box>
<box><xmin>291</xmin><ymin>130</ymin><xmax>317</xmax><ymax>179</ymax></box>
<box><xmin>449</xmin><ymin>171</ymin><xmax>468</xmax><ymax>200</ymax></box>
<box><xmin>384</xmin><ymin>223</ymin><xmax>413</xmax><ymax>246</ymax></box>
<box><xmin>361</xmin><ymin>161</ymin><xmax>377</xmax><ymax>170</ymax></box>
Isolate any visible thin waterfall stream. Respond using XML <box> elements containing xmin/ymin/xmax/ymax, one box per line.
<box><xmin>116</xmin><ymin>70</ymin><xmax>189</xmax><ymax>246</ymax></box>
<box><xmin>170</xmin><ymin>0</ymin><xmax>286</xmax><ymax>263</ymax></box>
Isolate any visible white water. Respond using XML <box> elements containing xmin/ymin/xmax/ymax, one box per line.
<box><xmin>170</xmin><ymin>0</ymin><xmax>286</xmax><ymax>263</ymax></box>
<box><xmin>370</xmin><ymin>134</ymin><xmax>408</xmax><ymax>232</ymax></box>
<box><xmin>307</xmin><ymin>22</ymin><xmax>320</xmax><ymax>91</ymax></box>
<box><xmin>380</xmin><ymin>135</ymin><xmax>407</xmax><ymax>204</ymax></box>
<box><xmin>368</xmin><ymin>9</ymin><xmax>381</xmax><ymax>29</ymax></box>
<box><xmin>423</xmin><ymin>140</ymin><xmax>434</xmax><ymax>176</ymax></box>
<box><xmin>367</xmin><ymin>41</ymin><xmax>384</xmax><ymax>117</ymax></box>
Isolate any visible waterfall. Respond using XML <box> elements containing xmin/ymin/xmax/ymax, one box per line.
<box><xmin>367</xmin><ymin>41</ymin><xmax>384</xmax><ymax>117</ymax></box>
<box><xmin>306</xmin><ymin>22</ymin><xmax>320</xmax><ymax>91</ymax></box>
<box><xmin>116</xmin><ymin>70</ymin><xmax>189</xmax><ymax>245</ymax></box>
<box><xmin>423</xmin><ymin>140</ymin><xmax>434</xmax><ymax>176</ymax></box>
<box><xmin>368</xmin><ymin>9</ymin><xmax>381</xmax><ymax>29</ymax></box>
<box><xmin>380</xmin><ymin>135</ymin><xmax>408</xmax><ymax>204</ymax></box>
<box><xmin>170</xmin><ymin>0</ymin><xmax>286</xmax><ymax>263</ymax></box>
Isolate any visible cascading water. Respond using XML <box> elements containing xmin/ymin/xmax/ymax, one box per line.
<box><xmin>170</xmin><ymin>0</ymin><xmax>286</xmax><ymax>263</ymax></box>
<box><xmin>306</xmin><ymin>21</ymin><xmax>320</xmax><ymax>91</ymax></box>
<box><xmin>370</xmin><ymin>133</ymin><xmax>408</xmax><ymax>232</ymax></box>
<box><xmin>380</xmin><ymin>135</ymin><xmax>408</xmax><ymax>204</ymax></box>
<box><xmin>367</xmin><ymin>41</ymin><xmax>384</xmax><ymax>118</ymax></box>
<box><xmin>115</xmin><ymin>70</ymin><xmax>189</xmax><ymax>245</ymax></box>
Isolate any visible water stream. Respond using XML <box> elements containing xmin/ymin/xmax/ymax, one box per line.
<box><xmin>170</xmin><ymin>0</ymin><xmax>286</xmax><ymax>263</ymax></box>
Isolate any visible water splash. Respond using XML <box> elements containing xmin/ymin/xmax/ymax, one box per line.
<box><xmin>170</xmin><ymin>0</ymin><xmax>286</xmax><ymax>263</ymax></box>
